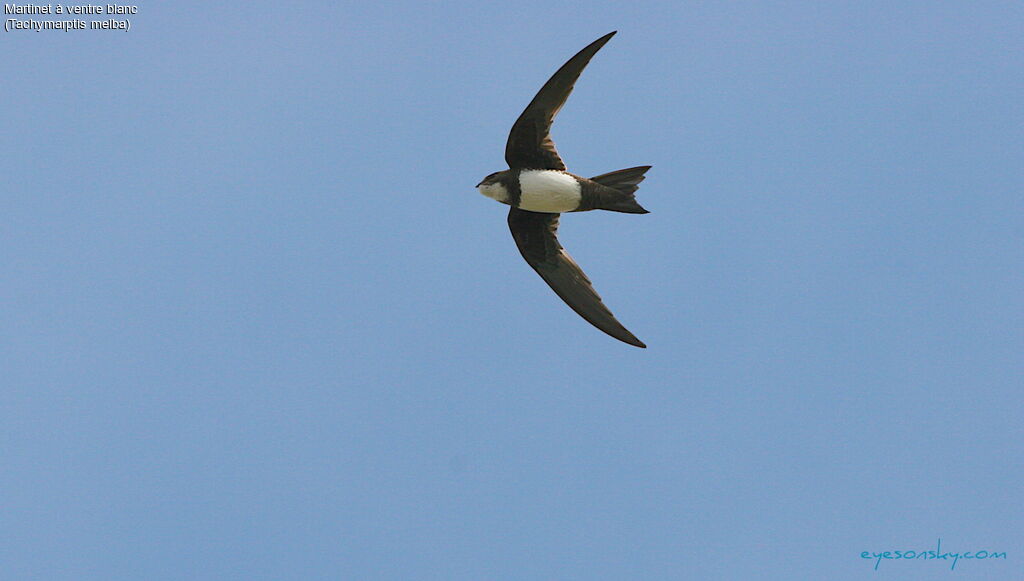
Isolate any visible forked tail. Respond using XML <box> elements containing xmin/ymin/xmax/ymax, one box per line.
<box><xmin>589</xmin><ymin>165</ymin><xmax>652</xmax><ymax>213</ymax></box>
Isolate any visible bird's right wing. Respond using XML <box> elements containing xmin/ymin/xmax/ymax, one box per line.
<box><xmin>507</xmin><ymin>207</ymin><xmax>646</xmax><ymax>348</ymax></box>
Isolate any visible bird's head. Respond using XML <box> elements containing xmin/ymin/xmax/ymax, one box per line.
<box><xmin>476</xmin><ymin>170</ymin><xmax>510</xmax><ymax>203</ymax></box>
<box><xmin>475</xmin><ymin>171</ymin><xmax>505</xmax><ymax>188</ymax></box>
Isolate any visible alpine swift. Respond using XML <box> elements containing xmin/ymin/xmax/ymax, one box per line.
<box><xmin>476</xmin><ymin>31</ymin><xmax>650</xmax><ymax>348</ymax></box>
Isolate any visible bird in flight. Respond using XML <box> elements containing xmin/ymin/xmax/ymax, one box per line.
<box><xmin>476</xmin><ymin>31</ymin><xmax>650</xmax><ymax>348</ymax></box>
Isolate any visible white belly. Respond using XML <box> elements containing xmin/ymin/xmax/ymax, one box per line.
<box><xmin>518</xmin><ymin>170</ymin><xmax>582</xmax><ymax>213</ymax></box>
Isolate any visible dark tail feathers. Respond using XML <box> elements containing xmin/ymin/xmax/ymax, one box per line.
<box><xmin>589</xmin><ymin>165</ymin><xmax>652</xmax><ymax>214</ymax></box>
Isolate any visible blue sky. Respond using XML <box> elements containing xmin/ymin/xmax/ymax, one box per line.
<box><xmin>2</xmin><ymin>2</ymin><xmax>1021</xmax><ymax>579</ymax></box>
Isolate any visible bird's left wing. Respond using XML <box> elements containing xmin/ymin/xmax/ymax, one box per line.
<box><xmin>504</xmin><ymin>31</ymin><xmax>617</xmax><ymax>171</ymax></box>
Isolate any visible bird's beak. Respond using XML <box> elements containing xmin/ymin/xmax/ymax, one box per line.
<box><xmin>475</xmin><ymin>180</ymin><xmax>484</xmax><ymax>187</ymax></box>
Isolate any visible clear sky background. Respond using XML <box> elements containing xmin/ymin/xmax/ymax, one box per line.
<box><xmin>2</xmin><ymin>2</ymin><xmax>1021</xmax><ymax>579</ymax></box>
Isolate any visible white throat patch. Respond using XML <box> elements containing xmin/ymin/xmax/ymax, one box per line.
<box><xmin>478</xmin><ymin>181</ymin><xmax>510</xmax><ymax>204</ymax></box>
<box><xmin>518</xmin><ymin>170</ymin><xmax>582</xmax><ymax>213</ymax></box>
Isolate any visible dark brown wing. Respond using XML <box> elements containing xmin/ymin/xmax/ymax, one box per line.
<box><xmin>508</xmin><ymin>207</ymin><xmax>646</xmax><ymax>348</ymax></box>
<box><xmin>505</xmin><ymin>31</ymin><xmax>617</xmax><ymax>171</ymax></box>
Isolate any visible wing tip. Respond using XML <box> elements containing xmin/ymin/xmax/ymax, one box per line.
<box><xmin>622</xmin><ymin>335</ymin><xmax>647</xmax><ymax>348</ymax></box>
